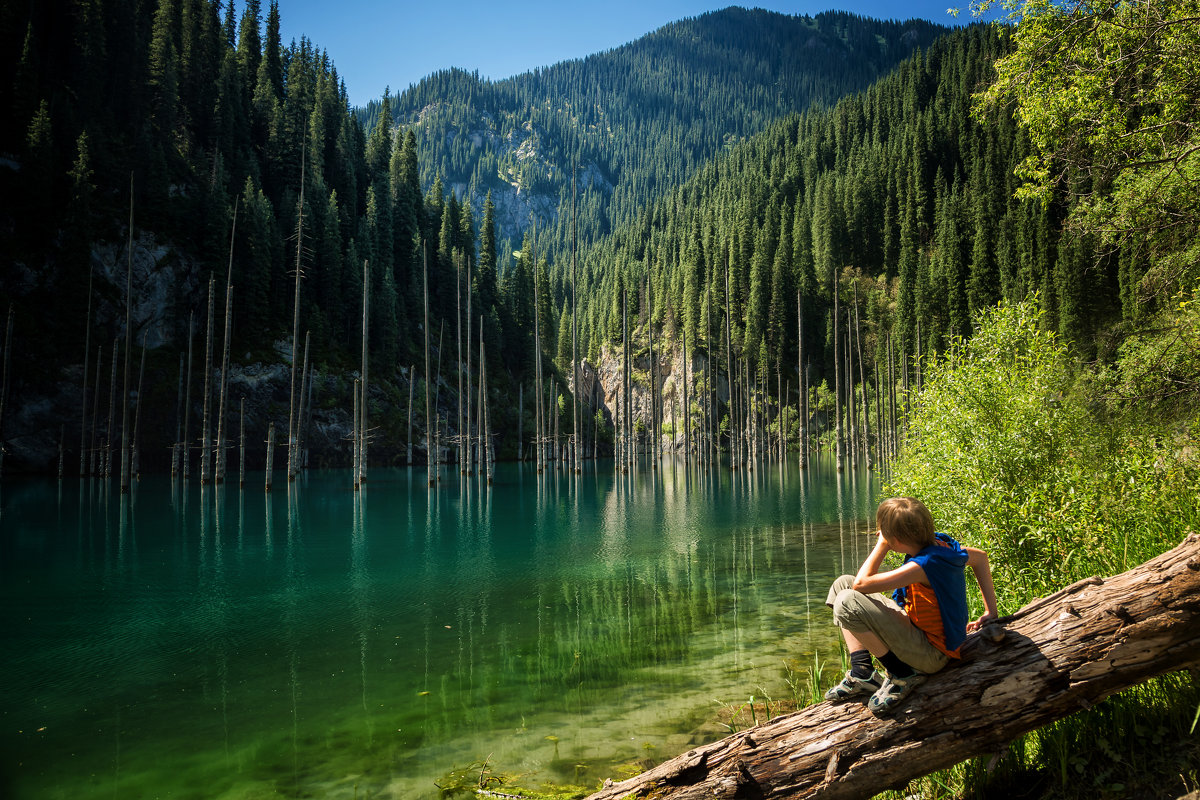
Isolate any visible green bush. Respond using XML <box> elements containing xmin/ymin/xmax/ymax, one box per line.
<box><xmin>883</xmin><ymin>296</ymin><xmax>1200</xmax><ymax>799</ymax></box>
<box><xmin>888</xmin><ymin>299</ymin><xmax>1199</xmax><ymax>601</ymax></box>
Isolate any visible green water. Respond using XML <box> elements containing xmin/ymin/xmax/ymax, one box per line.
<box><xmin>1</xmin><ymin>457</ymin><xmax>878</xmax><ymax>799</ymax></box>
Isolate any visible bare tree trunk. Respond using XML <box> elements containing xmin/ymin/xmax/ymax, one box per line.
<box><xmin>846</xmin><ymin>316</ymin><xmax>857</xmax><ymax>469</ymax></box>
<box><xmin>875</xmin><ymin>359</ymin><xmax>884</xmax><ymax>475</ymax></box>
<box><xmin>120</xmin><ymin>180</ymin><xmax>134</xmax><ymax>494</ymax></box>
<box><xmin>647</xmin><ymin>266</ymin><xmax>656</xmax><ymax>467</ymax></box>
<box><xmin>105</xmin><ymin>338</ymin><xmax>118</xmax><ymax>479</ymax></box>
<box><xmin>359</xmin><ymin>259</ymin><xmax>368</xmax><ymax>485</ymax></box>
<box><xmin>90</xmin><ymin>344</ymin><xmax>102</xmax><ymax>477</ymax></box>
<box><xmin>915</xmin><ymin>319</ymin><xmax>923</xmax><ymax>395</ymax></box>
<box><xmin>407</xmin><ymin>365</ymin><xmax>414</xmax><ymax>466</ymax></box>
<box><xmin>482</xmin><ymin>338</ymin><xmax>492</xmax><ymax>485</ymax></box>
<box><xmin>586</xmin><ymin>534</ymin><xmax>1200</xmax><ymax>800</ymax></box>
<box><xmin>853</xmin><ymin>282</ymin><xmax>870</xmax><ymax>470</ymax></box>
<box><xmin>297</xmin><ymin>331</ymin><xmax>310</xmax><ymax>475</ymax></box>
<box><xmin>424</xmin><ymin>245</ymin><xmax>433</xmax><ymax>487</ymax></box>
<box><xmin>352</xmin><ymin>379</ymin><xmax>361</xmax><ymax>491</ymax></box>
<box><xmin>287</xmin><ymin>163</ymin><xmax>305</xmax><ymax>482</ymax></box>
<box><xmin>466</xmin><ymin>256</ymin><xmax>474</xmax><ymax>476</ymax></box>
<box><xmin>239</xmin><ymin>396</ymin><xmax>245</xmax><ymax>489</ymax></box>
<box><xmin>172</xmin><ymin>353</ymin><xmax>183</xmax><ymax>478</ymax></box>
<box><xmin>265</xmin><ymin>422</ymin><xmax>275</xmax><ymax>493</ymax></box>
<box><xmin>435</xmin><ymin>320</ymin><xmax>445</xmax><ymax>481</ymax></box>
<box><xmin>182</xmin><ymin>313</ymin><xmax>194</xmax><ymax>480</ymax></box>
<box><xmin>131</xmin><ymin>331</ymin><xmax>146</xmax><ymax>480</ymax></box>
<box><xmin>797</xmin><ymin>290</ymin><xmax>806</xmax><ymax>468</ymax></box>
<box><xmin>0</xmin><ymin>305</ymin><xmax>11</xmax><ymax>481</ymax></box>
<box><xmin>724</xmin><ymin>258</ymin><xmax>735</xmax><ymax>469</ymax></box>
<box><xmin>532</xmin><ymin>216</ymin><xmax>543</xmax><ymax>474</ymax></box>
<box><xmin>457</xmin><ymin>254</ymin><xmax>464</xmax><ymax>473</ymax></box>
<box><xmin>833</xmin><ymin>276</ymin><xmax>842</xmax><ymax>472</ymax></box>
<box><xmin>700</xmin><ymin>287</ymin><xmax>710</xmax><ymax>472</ymax></box>
<box><xmin>80</xmin><ymin>275</ymin><xmax>93</xmax><ymax>477</ymax></box>
<box><xmin>215</xmin><ymin>200</ymin><xmax>237</xmax><ymax>485</ymax></box>
<box><xmin>681</xmin><ymin>322</ymin><xmax>690</xmax><ymax>465</ymax></box>
<box><xmin>572</xmin><ymin>161</ymin><xmax>581</xmax><ymax>475</ymax></box>
<box><xmin>200</xmin><ymin>276</ymin><xmax>215</xmax><ymax>484</ymax></box>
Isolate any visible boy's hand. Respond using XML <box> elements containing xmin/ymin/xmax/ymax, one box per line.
<box><xmin>966</xmin><ymin>612</ymin><xmax>998</xmax><ymax>633</ymax></box>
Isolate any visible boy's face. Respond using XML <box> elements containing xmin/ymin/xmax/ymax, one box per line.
<box><xmin>879</xmin><ymin>529</ymin><xmax>920</xmax><ymax>556</ymax></box>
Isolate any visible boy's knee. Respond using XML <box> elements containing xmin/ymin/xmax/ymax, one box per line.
<box><xmin>830</xmin><ymin>574</ymin><xmax>854</xmax><ymax>594</ymax></box>
<box><xmin>826</xmin><ymin>574</ymin><xmax>855</xmax><ymax>607</ymax></box>
<box><xmin>832</xmin><ymin>588</ymin><xmax>866</xmax><ymax>628</ymax></box>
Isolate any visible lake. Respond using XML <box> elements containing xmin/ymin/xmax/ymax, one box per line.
<box><xmin>0</xmin><ymin>456</ymin><xmax>879</xmax><ymax>799</ymax></box>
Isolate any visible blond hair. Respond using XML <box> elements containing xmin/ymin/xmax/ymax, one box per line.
<box><xmin>876</xmin><ymin>497</ymin><xmax>936</xmax><ymax>549</ymax></box>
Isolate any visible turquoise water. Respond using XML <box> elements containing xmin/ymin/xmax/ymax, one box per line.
<box><xmin>1</xmin><ymin>457</ymin><xmax>878</xmax><ymax>799</ymax></box>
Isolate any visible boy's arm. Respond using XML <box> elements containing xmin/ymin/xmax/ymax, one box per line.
<box><xmin>965</xmin><ymin>546</ymin><xmax>999</xmax><ymax>632</ymax></box>
<box><xmin>851</xmin><ymin>534</ymin><xmax>926</xmax><ymax>595</ymax></box>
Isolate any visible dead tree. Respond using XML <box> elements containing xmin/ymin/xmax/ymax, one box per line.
<box><xmin>119</xmin><ymin>179</ymin><xmax>133</xmax><ymax>493</ymax></box>
<box><xmin>586</xmin><ymin>534</ymin><xmax>1200</xmax><ymax>800</ymax></box>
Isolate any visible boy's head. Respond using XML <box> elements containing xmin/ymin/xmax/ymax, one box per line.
<box><xmin>876</xmin><ymin>497</ymin><xmax>936</xmax><ymax>550</ymax></box>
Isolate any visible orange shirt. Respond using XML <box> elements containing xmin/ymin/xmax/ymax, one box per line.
<box><xmin>904</xmin><ymin>581</ymin><xmax>961</xmax><ymax>659</ymax></box>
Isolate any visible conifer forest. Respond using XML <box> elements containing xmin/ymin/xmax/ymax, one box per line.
<box><xmin>4</xmin><ymin>0</ymin><xmax>1181</xmax><ymax>482</ymax></box>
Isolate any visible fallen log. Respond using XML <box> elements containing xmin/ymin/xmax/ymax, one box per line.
<box><xmin>586</xmin><ymin>534</ymin><xmax>1200</xmax><ymax>800</ymax></box>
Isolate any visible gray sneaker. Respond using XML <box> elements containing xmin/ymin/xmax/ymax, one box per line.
<box><xmin>867</xmin><ymin>671</ymin><xmax>927</xmax><ymax>715</ymax></box>
<box><xmin>824</xmin><ymin>669</ymin><xmax>884</xmax><ymax>702</ymax></box>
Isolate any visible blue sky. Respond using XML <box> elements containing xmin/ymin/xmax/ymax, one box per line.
<box><xmin>274</xmin><ymin>1</ymin><xmax>989</xmax><ymax>108</ymax></box>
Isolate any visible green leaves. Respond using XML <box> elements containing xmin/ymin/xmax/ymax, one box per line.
<box><xmin>890</xmin><ymin>296</ymin><xmax>1200</xmax><ymax>599</ymax></box>
<box><xmin>976</xmin><ymin>0</ymin><xmax>1200</xmax><ymax>299</ymax></box>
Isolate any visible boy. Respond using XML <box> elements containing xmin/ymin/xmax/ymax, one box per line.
<box><xmin>824</xmin><ymin>497</ymin><xmax>998</xmax><ymax>715</ymax></box>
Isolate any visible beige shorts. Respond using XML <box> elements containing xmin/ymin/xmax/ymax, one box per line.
<box><xmin>825</xmin><ymin>574</ymin><xmax>950</xmax><ymax>674</ymax></box>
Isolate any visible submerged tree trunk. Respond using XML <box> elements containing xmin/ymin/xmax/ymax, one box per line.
<box><xmin>0</xmin><ymin>305</ymin><xmax>12</xmax><ymax>481</ymax></box>
<box><xmin>359</xmin><ymin>259</ymin><xmax>369</xmax><ymax>485</ymax></box>
<box><xmin>199</xmin><ymin>277</ymin><xmax>215</xmax><ymax>484</ymax></box>
<box><xmin>585</xmin><ymin>535</ymin><xmax>1200</xmax><ymax>800</ymax></box>
<box><xmin>120</xmin><ymin>182</ymin><xmax>133</xmax><ymax>494</ymax></box>
<box><xmin>80</xmin><ymin>277</ymin><xmax>93</xmax><ymax>477</ymax></box>
<box><xmin>182</xmin><ymin>313</ymin><xmax>194</xmax><ymax>480</ymax></box>
<box><xmin>131</xmin><ymin>331</ymin><xmax>146</xmax><ymax>479</ymax></box>
<box><xmin>833</xmin><ymin>277</ymin><xmax>842</xmax><ymax>473</ymax></box>
<box><xmin>424</xmin><ymin>245</ymin><xmax>433</xmax><ymax>487</ymax></box>
<box><xmin>215</xmin><ymin>200</ymin><xmax>237</xmax><ymax>485</ymax></box>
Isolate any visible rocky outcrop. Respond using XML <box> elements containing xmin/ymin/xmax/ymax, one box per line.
<box><xmin>585</xmin><ymin>341</ymin><xmax>729</xmax><ymax>451</ymax></box>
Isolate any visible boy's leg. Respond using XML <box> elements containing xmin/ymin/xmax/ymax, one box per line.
<box><xmin>824</xmin><ymin>577</ymin><xmax>884</xmax><ymax>701</ymax></box>
<box><xmin>829</xmin><ymin>584</ymin><xmax>948</xmax><ymax>675</ymax></box>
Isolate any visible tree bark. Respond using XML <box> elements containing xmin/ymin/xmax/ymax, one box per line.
<box><xmin>586</xmin><ymin>534</ymin><xmax>1200</xmax><ymax>800</ymax></box>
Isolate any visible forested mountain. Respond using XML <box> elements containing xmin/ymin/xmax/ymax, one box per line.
<box><xmin>379</xmin><ymin>8</ymin><xmax>948</xmax><ymax>254</ymax></box>
<box><xmin>566</xmin><ymin>20</ymin><xmax>1138</xmax><ymax>421</ymax></box>
<box><xmin>0</xmin><ymin>0</ymin><xmax>1153</xmax><ymax>475</ymax></box>
<box><xmin>0</xmin><ymin>0</ymin><xmax>962</xmax><ymax>471</ymax></box>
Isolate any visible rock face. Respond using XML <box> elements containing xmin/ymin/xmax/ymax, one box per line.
<box><xmin>415</xmin><ymin>110</ymin><xmax>613</xmax><ymax>246</ymax></box>
<box><xmin>586</xmin><ymin>342</ymin><xmax>728</xmax><ymax>452</ymax></box>
<box><xmin>91</xmin><ymin>232</ymin><xmax>202</xmax><ymax>351</ymax></box>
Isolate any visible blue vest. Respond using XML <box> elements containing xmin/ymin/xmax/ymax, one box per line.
<box><xmin>892</xmin><ymin>532</ymin><xmax>970</xmax><ymax>651</ymax></box>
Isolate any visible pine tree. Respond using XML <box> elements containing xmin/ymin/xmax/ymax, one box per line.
<box><xmin>477</xmin><ymin>191</ymin><xmax>498</xmax><ymax>315</ymax></box>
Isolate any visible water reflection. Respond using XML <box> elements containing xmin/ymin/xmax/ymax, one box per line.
<box><xmin>1</xmin><ymin>455</ymin><xmax>877</xmax><ymax>800</ymax></box>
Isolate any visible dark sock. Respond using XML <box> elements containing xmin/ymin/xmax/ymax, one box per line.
<box><xmin>849</xmin><ymin>649</ymin><xmax>874</xmax><ymax>679</ymax></box>
<box><xmin>878</xmin><ymin>650</ymin><xmax>916</xmax><ymax>679</ymax></box>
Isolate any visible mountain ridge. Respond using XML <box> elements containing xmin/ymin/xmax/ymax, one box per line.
<box><xmin>369</xmin><ymin>7</ymin><xmax>951</xmax><ymax>255</ymax></box>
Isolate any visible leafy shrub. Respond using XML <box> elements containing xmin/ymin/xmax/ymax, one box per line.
<box><xmin>888</xmin><ymin>299</ymin><xmax>1200</xmax><ymax>602</ymax></box>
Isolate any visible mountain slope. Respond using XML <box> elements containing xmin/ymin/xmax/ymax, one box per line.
<box><xmin>378</xmin><ymin>8</ymin><xmax>949</xmax><ymax>252</ymax></box>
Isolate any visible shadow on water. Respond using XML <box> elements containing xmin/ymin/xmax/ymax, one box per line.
<box><xmin>0</xmin><ymin>455</ymin><xmax>878</xmax><ymax>799</ymax></box>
